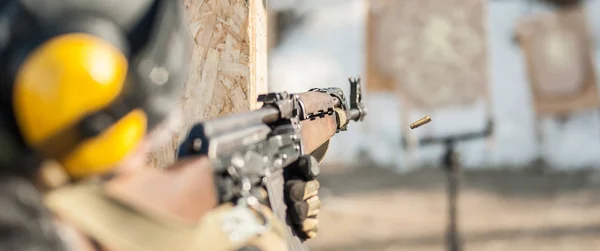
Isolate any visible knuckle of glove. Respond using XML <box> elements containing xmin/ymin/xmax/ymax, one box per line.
<box><xmin>284</xmin><ymin>175</ymin><xmax>322</xmax><ymax>240</ymax></box>
<box><xmin>290</xmin><ymin>200</ymin><xmax>309</xmax><ymax>224</ymax></box>
<box><xmin>285</xmin><ymin>179</ymin><xmax>320</xmax><ymax>202</ymax></box>
<box><xmin>286</xmin><ymin>190</ymin><xmax>321</xmax><ymax>240</ymax></box>
<box><xmin>299</xmin><ymin>218</ymin><xmax>319</xmax><ymax>240</ymax></box>
<box><xmin>302</xmin><ymin>218</ymin><xmax>318</xmax><ymax>232</ymax></box>
<box><xmin>284</xmin><ymin>179</ymin><xmax>307</xmax><ymax>202</ymax></box>
<box><xmin>303</xmin><ymin>180</ymin><xmax>320</xmax><ymax>200</ymax></box>
<box><xmin>298</xmin><ymin>155</ymin><xmax>320</xmax><ymax>180</ymax></box>
<box><xmin>289</xmin><ymin>195</ymin><xmax>320</xmax><ymax>224</ymax></box>
<box><xmin>306</xmin><ymin>196</ymin><xmax>321</xmax><ymax>217</ymax></box>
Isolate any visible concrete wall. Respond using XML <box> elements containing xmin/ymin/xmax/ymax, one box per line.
<box><xmin>268</xmin><ymin>0</ymin><xmax>600</xmax><ymax>170</ymax></box>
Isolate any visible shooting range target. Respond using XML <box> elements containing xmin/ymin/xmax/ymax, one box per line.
<box><xmin>369</xmin><ymin>0</ymin><xmax>488</xmax><ymax>109</ymax></box>
<box><xmin>516</xmin><ymin>6</ymin><xmax>598</xmax><ymax>116</ymax></box>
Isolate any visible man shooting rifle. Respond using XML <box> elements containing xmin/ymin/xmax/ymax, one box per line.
<box><xmin>0</xmin><ymin>0</ymin><xmax>366</xmax><ymax>250</ymax></box>
<box><xmin>177</xmin><ymin>76</ymin><xmax>368</xmax><ymax>251</ymax></box>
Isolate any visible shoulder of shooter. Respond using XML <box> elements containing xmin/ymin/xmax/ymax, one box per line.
<box><xmin>171</xmin><ymin>76</ymin><xmax>368</xmax><ymax>251</ymax></box>
<box><xmin>43</xmin><ymin>78</ymin><xmax>431</xmax><ymax>251</ymax></box>
<box><xmin>44</xmin><ymin>77</ymin><xmax>367</xmax><ymax>251</ymax></box>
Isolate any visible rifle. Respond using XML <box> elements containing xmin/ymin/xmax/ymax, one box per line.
<box><xmin>177</xmin><ymin>76</ymin><xmax>367</xmax><ymax>251</ymax></box>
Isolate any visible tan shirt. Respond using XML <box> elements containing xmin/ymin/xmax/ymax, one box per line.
<box><xmin>44</xmin><ymin>157</ymin><xmax>288</xmax><ymax>251</ymax></box>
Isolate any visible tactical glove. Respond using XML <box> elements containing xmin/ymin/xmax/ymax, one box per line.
<box><xmin>283</xmin><ymin>155</ymin><xmax>321</xmax><ymax>240</ymax></box>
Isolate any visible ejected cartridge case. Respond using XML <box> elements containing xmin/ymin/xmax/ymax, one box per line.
<box><xmin>409</xmin><ymin>116</ymin><xmax>432</xmax><ymax>129</ymax></box>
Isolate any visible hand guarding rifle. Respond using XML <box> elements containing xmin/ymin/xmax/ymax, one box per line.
<box><xmin>178</xmin><ymin>77</ymin><xmax>367</xmax><ymax>251</ymax></box>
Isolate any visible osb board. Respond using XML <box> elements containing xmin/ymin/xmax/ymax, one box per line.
<box><xmin>368</xmin><ymin>0</ymin><xmax>489</xmax><ymax>109</ymax></box>
<box><xmin>149</xmin><ymin>0</ymin><xmax>268</xmax><ymax>168</ymax></box>
<box><xmin>515</xmin><ymin>6</ymin><xmax>598</xmax><ymax>116</ymax></box>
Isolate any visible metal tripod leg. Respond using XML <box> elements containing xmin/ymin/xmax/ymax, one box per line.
<box><xmin>443</xmin><ymin>143</ymin><xmax>462</xmax><ymax>251</ymax></box>
<box><xmin>417</xmin><ymin>120</ymin><xmax>493</xmax><ymax>251</ymax></box>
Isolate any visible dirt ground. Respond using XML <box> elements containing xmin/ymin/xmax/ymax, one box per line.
<box><xmin>306</xmin><ymin>166</ymin><xmax>600</xmax><ymax>251</ymax></box>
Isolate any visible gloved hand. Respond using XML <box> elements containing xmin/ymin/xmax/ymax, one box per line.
<box><xmin>283</xmin><ymin>155</ymin><xmax>321</xmax><ymax>240</ymax></box>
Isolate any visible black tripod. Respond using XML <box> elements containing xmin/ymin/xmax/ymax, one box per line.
<box><xmin>414</xmin><ymin>119</ymin><xmax>494</xmax><ymax>251</ymax></box>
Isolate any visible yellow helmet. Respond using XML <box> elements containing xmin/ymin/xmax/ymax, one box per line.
<box><xmin>1</xmin><ymin>0</ymin><xmax>190</xmax><ymax>179</ymax></box>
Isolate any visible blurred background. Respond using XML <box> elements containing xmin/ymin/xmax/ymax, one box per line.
<box><xmin>266</xmin><ymin>0</ymin><xmax>600</xmax><ymax>250</ymax></box>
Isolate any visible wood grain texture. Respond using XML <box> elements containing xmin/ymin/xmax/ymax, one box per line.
<box><xmin>149</xmin><ymin>0</ymin><xmax>268</xmax><ymax>168</ymax></box>
<box><xmin>300</xmin><ymin>115</ymin><xmax>338</xmax><ymax>155</ymax></box>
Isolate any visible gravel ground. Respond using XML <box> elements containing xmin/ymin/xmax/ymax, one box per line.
<box><xmin>306</xmin><ymin>166</ymin><xmax>600</xmax><ymax>251</ymax></box>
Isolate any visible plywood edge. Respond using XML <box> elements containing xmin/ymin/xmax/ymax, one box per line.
<box><xmin>248</xmin><ymin>0</ymin><xmax>269</xmax><ymax>109</ymax></box>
